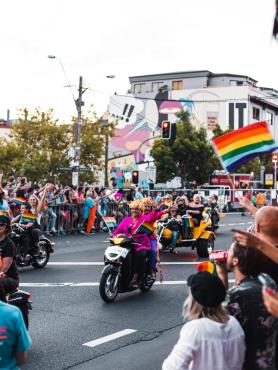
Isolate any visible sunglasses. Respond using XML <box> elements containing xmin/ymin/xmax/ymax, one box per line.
<box><xmin>0</xmin><ymin>223</ymin><xmax>7</xmax><ymax>227</ymax></box>
<box><xmin>130</xmin><ymin>208</ymin><xmax>140</xmax><ymax>211</ymax></box>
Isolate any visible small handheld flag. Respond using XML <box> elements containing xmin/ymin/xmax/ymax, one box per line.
<box><xmin>20</xmin><ymin>212</ymin><xmax>36</xmax><ymax>224</ymax></box>
<box><xmin>212</xmin><ymin>121</ymin><xmax>278</xmax><ymax>172</ymax></box>
<box><xmin>10</xmin><ymin>197</ymin><xmax>27</xmax><ymax>205</ymax></box>
<box><xmin>134</xmin><ymin>221</ymin><xmax>155</xmax><ymax>236</ymax></box>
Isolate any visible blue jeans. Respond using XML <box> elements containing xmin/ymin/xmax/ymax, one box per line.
<box><xmin>170</xmin><ymin>230</ymin><xmax>179</xmax><ymax>249</ymax></box>
<box><xmin>149</xmin><ymin>239</ymin><xmax>157</xmax><ymax>270</ymax></box>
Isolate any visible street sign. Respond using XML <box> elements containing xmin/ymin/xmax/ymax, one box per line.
<box><xmin>79</xmin><ymin>167</ymin><xmax>92</xmax><ymax>173</ymax></box>
<box><xmin>145</xmin><ymin>165</ymin><xmax>156</xmax><ymax>183</ymax></box>
<box><xmin>265</xmin><ymin>173</ymin><xmax>273</xmax><ymax>186</ymax></box>
<box><xmin>57</xmin><ymin>167</ymin><xmax>72</xmax><ymax>172</ymax></box>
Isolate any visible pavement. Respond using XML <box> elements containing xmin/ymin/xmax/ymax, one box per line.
<box><xmin>20</xmin><ymin>213</ymin><xmax>254</xmax><ymax>370</ymax></box>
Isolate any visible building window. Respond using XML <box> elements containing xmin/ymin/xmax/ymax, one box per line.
<box><xmin>253</xmin><ymin>107</ymin><xmax>260</xmax><ymax>121</ymax></box>
<box><xmin>230</xmin><ymin>80</ymin><xmax>244</xmax><ymax>86</ymax></box>
<box><xmin>266</xmin><ymin>111</ymin><xmax>273</xmax><ymax>125</ymax></box>
<box><xmin>152</xmin><ymin>82</ymin><xmax>164</xmax><ymax>92</ymax></box>
<box><xmin>134</xmin><ymin>83</ymin><xmax>145</xmax><ymax>94</ymax></box>
<box><xmin>172</xmin><ymin>80</ymin><xmax>183</xmax><ymax>90</ymax></box>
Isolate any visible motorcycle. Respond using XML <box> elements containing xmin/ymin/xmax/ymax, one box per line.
<box><xmin>6</xmin><ymin>287</ymin><xmax>32</xmax><ymax>329</ymax></box>
<box><xmin>157</xmin><ymin>212</ymin><xmax>215</xmax><ymax>258</ymax></box>
<box><xmin>99</xmin><ymin>234</ymin><xmax>155</xmax><ymax>303</ymax></box>
<box><xmin>9</xmin><ymin>223</ymin><xmax>54</xmax><ymax>268</ymax></box>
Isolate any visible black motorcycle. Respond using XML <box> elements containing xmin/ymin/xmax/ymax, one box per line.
<box><xmin>6</xmin><ymin>288</ymin><xmax>32</xmax><ymax>329</ymax></box>
<box><xmin>9</xmin><ymin>223</ymin><xmax>54</xmax><ymax>268</ymax></box>
<box><xmin>99</xmin><ymin>234</ymin><xmax>155</xmax><ymax>303</ymax></box>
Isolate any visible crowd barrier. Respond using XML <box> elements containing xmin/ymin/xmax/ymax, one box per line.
<box><xmin>38</xmin><ymin>188</ymin><xmax>277</xmax><ymax>236</ymax></box>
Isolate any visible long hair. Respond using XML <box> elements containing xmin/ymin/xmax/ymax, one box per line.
<box><xmin>273</xmin><ymin>0</ymin><xmax>278</xmax><ymax>38</ymax></box>
<box><xmin>183</xmin><ymin>291</ymin><xmax>229</xmax><ymax>324</ymax></box>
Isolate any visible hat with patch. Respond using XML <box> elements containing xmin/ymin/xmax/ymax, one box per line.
<box><xmin>187</xmin><ymin>271</ymin><xmax>226</xmax><ymax>307</ymax></box>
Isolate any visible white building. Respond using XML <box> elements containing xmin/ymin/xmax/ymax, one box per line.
<box><xmin>108</xmin><ymin>70</ymin><xmax>278</xmax><ymax>187</ymax></box>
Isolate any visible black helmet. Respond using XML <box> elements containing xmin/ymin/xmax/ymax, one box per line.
<box><xmin>0</xmin><ymin>214</ymin><xmax>11</xmax><ymax>226</ymax></box>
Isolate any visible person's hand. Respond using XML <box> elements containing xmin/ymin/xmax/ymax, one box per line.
<box><xmin>262</xmin><ymin>287</ymin><xmax>278</xmax><ymax>318</ymax></box>
<box><xmin>231</xmin><ymin>228</ymin><xmax>262</xmax><ymax>248</ymax></box>
<box><xmin>238</xmin><ymin>195</ymin><xmax>248</xmax><ymax>206</ymax></box>
<box><xmin>0</xmin><ymin>173</ymin><xmax>3</xmax><ymax>183</ymax></box>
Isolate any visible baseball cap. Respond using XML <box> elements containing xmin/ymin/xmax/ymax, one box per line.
<box><xmin>187</xmin><ymin>271</ymin><xmax>226</xmax><ymax>307</ymax></box>
<box><xmin>0</xmin><ymin>214</ymin><xmax>11</xmax><ymax>226</ymax></box>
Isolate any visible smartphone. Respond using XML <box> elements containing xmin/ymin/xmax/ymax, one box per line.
<box><xmin>258</xmin><ymin>274</ymin><xmax>273</xmax><ymax>290</ymax></box>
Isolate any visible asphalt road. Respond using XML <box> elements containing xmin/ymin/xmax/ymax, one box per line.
<box><xmin>20</xmin><ymin>213</ymin><xmax>254</xmax><ymax>370</ymax></box>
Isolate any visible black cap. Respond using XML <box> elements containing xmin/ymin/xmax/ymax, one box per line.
<box><xmin>0</xmin><ymin>214</ymin><xmax>11</xmax><ymax>225</ymax></box>
<box><xmin>187</xmin><ymin>271</ymin><xmax>226</xmax><ymax>307</ymax></box>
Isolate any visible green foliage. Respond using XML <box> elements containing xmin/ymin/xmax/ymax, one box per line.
<box><xmin>151</xmin><ymin>111</ymin><xmax>221</xmax><ymax>186</ymax></box>
<box><xmin>0</xmin><ymin>108</ymin><xmax>114</xmax><ymax>184</ymax></box>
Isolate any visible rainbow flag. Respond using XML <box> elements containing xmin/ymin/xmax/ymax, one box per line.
<box><xmin>135</xmin><ymin>221</ymin><xmax>155</xmax><ymax>236</ymax></box>
<box><xmin>212</xmin><ymin>121</ymin><xmax>278</xmax><ymax>172</ymax></box>
<box><xmin>10</xmin><ymin>197</ymin><xmax>27</xmax><ymax>205</ymax></box>
<box><xmin>182</xmin><ymin>216</ymin><xmax>195</xmax><ymax>228</ymax></box>
<box><xmin>102</xmin><ymin>216</ymin><xmax>117</xmax><ymax>228</ymax></box>
<box><xmin>20</xmin><ymin>212</ymin><xmax>36</xmax><ymax>224</ymax></box>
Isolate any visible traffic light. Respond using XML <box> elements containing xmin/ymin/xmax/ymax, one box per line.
<box><xmin>132</xmin><ymin>171</ymin><xmax>139</xmax><ymax>184</ymax></box>
<box><xmin>161</xmin><ymin>121</ymin><xmax>171</xmax><ymax>139</ymax></box>
<box><xmin>272</xmin><ymin>153</ymin><xmax>278</xmax><ymax>162</ymax></box>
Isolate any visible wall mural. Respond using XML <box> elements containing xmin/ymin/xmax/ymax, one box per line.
<box><xmin>108</xmin><ymin>88</ymin><xmax>223</xmax><ymax>187</ymax></box>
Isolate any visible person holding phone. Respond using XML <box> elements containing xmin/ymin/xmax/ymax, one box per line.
<box><xmin>216</xmin><ymin>242</ymin><xmax>278</xmax><ymax>370</ymax></box>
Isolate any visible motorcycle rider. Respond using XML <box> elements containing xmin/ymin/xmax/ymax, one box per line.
<box><xmin>166</xmin><ymin>205</ymin><xmax>182</xmax><ymax>251</ymax></box>
<box><xmin>186</xmin><ymin>194</ymin><xmax>204</xmax><ymax>226</ymax></box>
<box><xmin>0</xmin><ymin>214</ymin><xmax>19</xmax><ymax>294</ymax></box>
<box><xmin>113</xmin><ymin>200</ymin><xmax>151</xmax><ymax>288</ymax></box>
<box><xmin>11</xmin><ymin>203</ymin><xmax>38</xmax><ymax>261</ymax></box>
<box><xmin>140</xmin><ymin>198</ymin><xmax>167</xmax><ymax>277</ymax></box>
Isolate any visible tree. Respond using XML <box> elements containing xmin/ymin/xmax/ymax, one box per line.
<box><xmin>151</xmin><ymin>111</ymin><xmax>220</xmax><ymax>186</ymax></box>
<box><xmin>0</xmin><ymin>107</ymin><xmax>114</xmax><ymax>184</ymax></box>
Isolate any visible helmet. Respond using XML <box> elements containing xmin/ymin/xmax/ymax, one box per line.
<box><xmin>162</xmin><ymin>228</ymin><xmax>172</xmax><ymax>240</ymax></box>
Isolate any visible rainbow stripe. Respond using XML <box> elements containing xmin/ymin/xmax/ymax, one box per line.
<box><xmin>135</xmin><ymin>221</ymin><xmax>155</xmax><ymax>236</ymax></box>
<box><xmin>182</xmin><ymin>216</ymin><xmax>195</xmax><ymax>229</ymax></box>
<box><xmin>212</xmin><ymin>121</ymin><xmax>278</xmax><ymax>172</ymax></box>
<box><xmin>10</xmin><ymin>197</ymin><xmax>27</xmax><ymax>205</ymax></box>
<box><xmin>102</xmin><ymin>216</ymin><xmax>117</xmax><ymax>228</ymax></box>
<box><xmin>20</xmin><ymin>212</ymin><xmax>36</xmax><ymax>224</ymax></box>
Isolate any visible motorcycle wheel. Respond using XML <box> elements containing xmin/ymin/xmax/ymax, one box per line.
<box><xmin>32</xmin><ymin>243</ymin><xmax>49</xmax><ymax>269</ymax></box>
<box><xmin>99</xmin><ymin>273</ymin><xmax>119</xmax><ymax>303</ymax></box>
<box><xmin>19</xmin><ymin>305</ymin><xmax>29</xmax><ymax>329</ymax></box>
<box><xmin>196</xmin><ymin>236</ymin><xmax>214</xmax><ymax>258</ymax></box>
<box><xmin>139</xmin><ymin>275</ymin><xmax>155</xmax><ymax>292</ymax></box>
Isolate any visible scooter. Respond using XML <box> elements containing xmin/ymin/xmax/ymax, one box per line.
<box><xmin>99</xmin><ymin>234</ymin><xmax>155</xmax><ymax>303</ymax></box>
<box><xmin>6</xmin><ymin>288</ymin><xmax>32</xmax><ymax>329</ymax></box>
<box><xmin>9</xmin><ymin>223</ymin><xmax>54</xmax><ymax>268</ymax></box>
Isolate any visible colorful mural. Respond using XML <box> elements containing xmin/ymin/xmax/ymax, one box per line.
<box><xmin>108</xmin><ymin>153</ymin><xmax>137</xmax><ymax>188</ymax></box>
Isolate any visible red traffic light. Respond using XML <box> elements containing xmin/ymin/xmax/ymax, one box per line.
<box><xmin>161</xmin><ymin>120</ymin><xmax>171</xmax><ymax>139</ymax></box>
<box><xmin>272</xmin><ymin>153</ymin><xmax>278</xmax><ymax>162</ymax></box>
<box><xmin>132</xmin><ymin>171</ymin><xmax>139</xmax><ymax>184</ymax></box>
<box><xmin>163</xmin><ymin>121</ymin><xmax>169</xmax><ymax>128</ymax></box>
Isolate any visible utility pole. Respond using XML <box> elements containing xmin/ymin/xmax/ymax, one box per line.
<box><xmin>72</xmin><ymin>76</ymin><xmax>84</xmax><ymax>186</ymax></box>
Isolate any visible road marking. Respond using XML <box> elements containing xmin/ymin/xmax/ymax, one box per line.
<box><xmin>83</xmin><ymin>329</ymin><xmax>137</xmax><ymax>348</ymax></box>
<box><xmin>48</xmin><ymin>262</ymin><xmax>199</xmax><ymax>266</ymax></box>
<box><xmin>220</xmin><ymin>221</ymin><xmax>253</xmax><ymax>226</ymax></box>
<box><xmin>20</xmin><ymin>279</ymin><xmax>235</xmax><ymax>287</ymax></box>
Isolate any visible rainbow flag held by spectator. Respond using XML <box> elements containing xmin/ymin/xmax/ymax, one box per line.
<box><xmin>212</xmin><ymin>121</ymin><xmax>278</xmax><ymax>172</ymax></box>
<box><xmin>102</xmin><ymin>216</ymin><xmax>117</xmax><ymax>228</ymax></box>
<box><xmin>135</xmin><ymin>221</ymin><xmax>155</xmax><ymax>236</ymax></box>
<box><xmin>20</xmin><ymin>212</ymin><xmax>36</xmax><ymax>224</ymax></box>
<box><xmin>9</xmin><ymin>197</ymin><xmax>27</xmax><ymax>205</ymax></box>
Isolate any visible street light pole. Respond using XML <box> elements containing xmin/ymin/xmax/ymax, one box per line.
<box><xmin>73</xmin><ymin>76</ymin><xmax>83</xmax><ymax>186</ymax></box>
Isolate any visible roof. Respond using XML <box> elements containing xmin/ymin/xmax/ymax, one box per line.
<box><xmin>250</xmin><ymin>96</ymin><xmax>278</xmax><ymax>112</ymax></box>
<box><xmin>129</xmin><ymin>70</ymin><xmax>257</xmax><ymax>84</ymax></box>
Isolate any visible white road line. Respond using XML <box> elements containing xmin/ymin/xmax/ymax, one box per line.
<box><xmin>83</xmin><ymin>329</ymin><xmax>137</xmax><ymax>348</ymax></box>
<box><xmin>220</xmin><ymin>222</ymin><xmax>253</xmax><ymax>226</ymax></box>
<box><xmin>20</xmin><ymin>279</ymin><xmax>235</xmax><ymax>287</ymax></box>
<box><xmin>48</xmin><ymin>262</ymin><xmax>198</xmax><ymax>266</ymax></box>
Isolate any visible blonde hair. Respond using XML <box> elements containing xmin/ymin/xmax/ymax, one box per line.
<box><xmin>183</xmin><ymin>291</ymin><xmax>229</xmax><ymax>324</ymax></box>
<box><xmin>140</xmin><ymin>197</ymin><xmax>154</xmax><ymax>208</ymax></box>
<box><xmin>129</xmin><ymin>200</ymin><xmax>142</xmax><ymax>209</ymax></box>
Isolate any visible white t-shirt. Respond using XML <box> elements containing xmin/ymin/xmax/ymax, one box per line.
<box><xmin>162</xmin><ymin>316</ymin><xmax>245</xmax><ymax>370</ymax></box>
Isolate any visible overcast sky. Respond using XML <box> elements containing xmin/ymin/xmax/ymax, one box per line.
<box><xmin>1</xmin><ymin>0</ymin><xmax>277</xmax><ymax>122</ymax></box>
